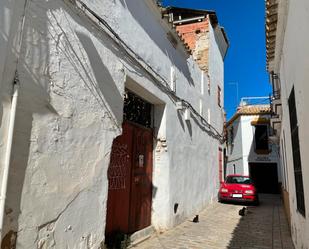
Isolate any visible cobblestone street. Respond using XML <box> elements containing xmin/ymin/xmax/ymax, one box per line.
<box><xmin>131</xmin><ymin>195</ymin><xmax>294</xmax><ymax>249</ymax></box>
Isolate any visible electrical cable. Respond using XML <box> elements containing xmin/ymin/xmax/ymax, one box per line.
<box><xmin>70</xmin><ymin>0</ymin><xmax>225</xmax><ymax>142</ymax></box>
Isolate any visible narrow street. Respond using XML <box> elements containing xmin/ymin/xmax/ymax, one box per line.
<box><xmin>132</xmin><ymin>195</ymin><xmax>294</xmax><ymax>249</ymax></box>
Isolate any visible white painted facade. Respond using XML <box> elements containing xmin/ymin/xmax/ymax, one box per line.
<box><xmin>226</xmin><ymin>111</ymin><xmax>280</xmax><ymax>178</ymax></box>
<box><xmin>266</xmin><ymin>0</ymin><xmax>309</xmax><ymax>247</ymax></box>
<box><xmin>0</xmin><ymin>0</ymin><xmax>227</xmax><ymax>248</ymax></box>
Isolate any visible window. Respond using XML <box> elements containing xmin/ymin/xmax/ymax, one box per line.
<box><xmin>254</xmin><ymin>125</ymin><xmax>269</xmax><ymax>151</ymax></box>
<box><xmin>170</xmin><ymin>66</ymin><xmax>176</xmax><ymax>92</ymax></box>
<box><xmin>229</xmin><ymin>126</ymin><xmax>234</xmax><ymax>145</ymax></box>
<box><xmin>226</xmin><ymin>176</ymin><xmax>253</xmax><ymax>185</ymax></box>
<box><xmin>288</xmin><ymin>87</ymin><xmax>305</xmax><ymax>216</ymax></box>
<box><xmin>217</xmin><ymin>86</ymin><xmax>221</xmax><ymax>107</ymax></box>
<box><xmin>123</xmin><ymin>90</ymin><xmax>152</xmax><ymax>128</ymax></box>
<box><xmin>207</xmin><ymin>73</ymin><xmax>211</xmax><ymax>94</ymax></box>
<box><xmin>201</xmin><ymin>72</ymin><xmax>204</xmax><ymax>95</ymax></box>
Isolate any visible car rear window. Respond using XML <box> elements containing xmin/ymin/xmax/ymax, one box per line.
<box><xmin>226</xmin><ymin>176</ymin><xmax>253</xmax><ymax>185</ymax></box>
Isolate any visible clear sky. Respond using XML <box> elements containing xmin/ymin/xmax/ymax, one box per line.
<box><xmin>162</xmin><ymin>0</ymin><xmax>272</xmax><ymax>119</ymax></box>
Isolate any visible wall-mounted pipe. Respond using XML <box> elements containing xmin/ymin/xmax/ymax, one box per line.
<box><xmin>0</xmin><ymin>81</ymin><xmax>19</xmax><ymax>238</ymax></box>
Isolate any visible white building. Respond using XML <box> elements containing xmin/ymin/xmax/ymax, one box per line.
<box><xmin>0</xmin><ymin>0</ymin><xmax>228</xmax><ymax>248</ymax></box>
<box><xmin>225</xmin><ymin>103</ymin><xmax>281</xmax><ymax>193</ymax></box>
<box><xmin>266</xmin><ymin>0</ymin><xmax>309</xmax><ymax>247</ymax></box>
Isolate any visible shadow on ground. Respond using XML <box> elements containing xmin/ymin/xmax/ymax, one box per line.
<box><xmin>227</xmin><ymin>194</ymin><xmax>294</xmax><ymax>249</ymax></box>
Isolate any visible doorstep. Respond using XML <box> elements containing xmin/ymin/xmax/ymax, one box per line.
<box><xmin>128</xmin><ymin>226</ymin><xmax>155</xmax><ymax>248</ymax></box>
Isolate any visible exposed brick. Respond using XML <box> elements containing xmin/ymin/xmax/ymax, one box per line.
<box><xmin>176</xmin><ymin>19</ymin><xmax>210</xmax><ymax>72</ymax></box>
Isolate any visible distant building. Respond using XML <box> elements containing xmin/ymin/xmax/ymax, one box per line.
<box><xmin>225</xmin><ymin>103</ymin><xmax>281</xmax><ymax>193</ymax></box>
<box><xmin>0</xmin><ymin>0</ymin><xmax>228</xmax><ymax>247</ymax></box>
<box><xmin>266</xmin><ymin>0</ymin><xmax>309</xmax><ymax>247</ymax></box>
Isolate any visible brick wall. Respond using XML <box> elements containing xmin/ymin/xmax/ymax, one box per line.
<box><xmin>176</xmin><ymin>19</ymin><xmax>210</xmax><ymax>72</ymax></box>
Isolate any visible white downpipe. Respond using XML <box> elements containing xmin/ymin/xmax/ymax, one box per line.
<box><xmin>0</xmin><ymin>83</ymin><xmax>19</xmax><ymax>237</ymax></box>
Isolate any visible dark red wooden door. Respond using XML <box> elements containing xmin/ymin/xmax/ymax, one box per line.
<box><xmin>129</xmin><ymin>125</ymin><xmax>153</xmax><ymax>232</ymax></box>
<box><xmin>218</xmin><ymin>148</ymin><xmax>223</xmax><ymax>183</ymax></box>
<box><xmin>105</xmin><ymin>122</ymin><xmax>133</xmax><ymax>235</ymax></box>
<box><xmin>106</xmin><ymin>122</ymin><xmax>153</xmax><ymax>236</ymax></box>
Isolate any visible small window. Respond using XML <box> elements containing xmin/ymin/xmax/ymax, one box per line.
<box><xmin>229</xmin><ymin>126</ymin><xmax>234</xmax><ymax>145</ymax></box>
<box><xmin>207</xmin><ymin>74</ymin><xmax>211</xmax><ymax>94</ymax></box>
<box><xmin>217</xmin><ymin>86</ymin><xmax>221</xmax><ymax>107</ymax></box>
<box><xmin>201</xmin><ymin>72</ymin><xmax>205</xmax><ymax>95</ymax></box>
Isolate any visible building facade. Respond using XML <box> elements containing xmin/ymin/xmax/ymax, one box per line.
<box><xmin>266</xmin><ymin>0</ymin><xmax>309</xmax><ymax>247</ymax></box>
<box><xmin>0</xmin><ymin>0</ymin><xmax>228</xmax><ymax>248</ymax></box>
<box><xmin>225</xmin><ymin>104</ymin><xmax>281</xmax><ymax>193</ymax></box>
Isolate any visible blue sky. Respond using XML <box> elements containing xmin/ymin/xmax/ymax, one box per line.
<box><xmin>162</xmin><ymin>0</ymin><xmax>272</xmax><ymax>119</ymax></box>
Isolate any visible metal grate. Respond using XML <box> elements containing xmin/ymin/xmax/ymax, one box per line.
<box><xmin>123</xmin><ymin>90</ymin><xmax>152</xmax><ymax>128</ymax></box>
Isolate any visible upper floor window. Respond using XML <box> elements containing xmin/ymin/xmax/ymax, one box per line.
<box><xmin>254</xmin><ymin>125</ymin><xmax>268</xmax><ymax>151</ymax></box>
<box><xmin>217</xmin><ymin>86</ymin><xmax>221</xmax><ymax>107</ymax></box>
<box><xmin>229</xmin><ymin>126</ymin><xmax>234</xmax><ymax>145</ymax></box>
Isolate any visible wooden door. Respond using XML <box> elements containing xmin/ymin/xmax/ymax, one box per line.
<box><xmin>218</xmin><ymin>148</ymin><xmax>223</xmax><ymax>183</ymax></box>
<box><xmin>106</xmin><ymin>122</ymin><xmax>153</xmax><ymax>236</ymax></box>
<box><xmin>129</xmin><ymin>124</ymin><xmax>153</xmax><ymax>232</ymax></box>
<box><xmin>105</xmin><ymin>122</ymin><xmax>133</xmax><ymax>235</ymax></box>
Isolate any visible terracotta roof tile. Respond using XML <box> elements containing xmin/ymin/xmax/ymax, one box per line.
<box><xmin>227</xmin><ymin>105</ymin><xmax>272</xmax><ymax>126</ymax></box>
<box><xmin>237</xmin><ymin>105</ymin><xmax>271</xmax><ymax>114</ymax></box>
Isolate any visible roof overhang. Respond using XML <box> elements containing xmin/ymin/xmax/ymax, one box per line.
<box><xmin>265</xmin><ymin>0</ymin><xmax>279</xmax><ymax>71</ymax></box>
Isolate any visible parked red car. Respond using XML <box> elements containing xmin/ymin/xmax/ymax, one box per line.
<box><xmin>218</xmin><ymin>175</ymin><xmax>259</xmax><ymax>205</ymax></box>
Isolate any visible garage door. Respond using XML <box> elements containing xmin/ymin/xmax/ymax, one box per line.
<box><xmin>249</xmin><ymin>163</ymin><xmax>279</xmax><ymax>194</ymax></box>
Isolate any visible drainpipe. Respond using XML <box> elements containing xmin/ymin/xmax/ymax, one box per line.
<box><xmin>0</xmin><ymin>80</ymin><xmax>19</xmax><ymax>238</ymax></box>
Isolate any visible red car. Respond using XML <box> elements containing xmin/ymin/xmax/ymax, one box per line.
<box><xmin>218</xmin><ymin>175</ymin><xmax>259</xmax><ymax>205</ymax></box>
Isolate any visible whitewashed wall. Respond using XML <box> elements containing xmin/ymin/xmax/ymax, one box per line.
<box><xmin>241</xmin><ymin>115</ymin><xmax>280</xmax><ymax>176</ymax></box>
<box><xmin>226</xmin><ymin>117</ymin><xmax>244</xmax><ymax>175</ymax></box>
<box><xmin>226</xmin><ymin>114</ymin><xmax>280</xmax><ymax>177</ymax></box>
<box><xmin>275</xmin><ymin>0</ymin><xmax>309</xmax><ymax>247</ymax></box>
<box><xmin>0</xmin><ymin>0</ymin><xmax>226</xmax><ymax>247</ymax></box>
<box><xmin>0</xmin><ymin>0</ymin><xmax>27</xmax><ymax>196</ymax></box>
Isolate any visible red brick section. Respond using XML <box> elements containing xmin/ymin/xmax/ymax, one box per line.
<box><xmin>176</xmin><ymin>19</ymin><xmax>209</xmax><ymax>51</ymax></box>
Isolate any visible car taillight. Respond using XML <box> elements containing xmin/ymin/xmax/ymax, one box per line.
<box><xmin>245</xmin><ymin>190</ymin><xmax>254</xmax><ymax>194</ymax></box>
<box><xmin>221</xmin><ymin>188</ymin><xmax>228</xmax><ymax>193</ymax></box>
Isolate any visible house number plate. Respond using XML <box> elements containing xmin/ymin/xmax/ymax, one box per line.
<box><xmin>138</xmin><ymin>155</ymin><xmax>144</xmax><ymax>167</ymax></box>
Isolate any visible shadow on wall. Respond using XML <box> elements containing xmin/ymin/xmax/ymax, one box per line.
<box><xmin>119</xmin><ymin>0</ymin><xmax>195</xmax><ymax>86</ymax></box>
<box><xmin>229</xmin><ymin>118</ymin><xmax>241</xmax><ymax>156</ymax></box>
<box><xmin>176</xmin><ymin>109</ymin><xmax>185</xmax><ymax>132</ymax></box>
<box><xmin>2</xmin><ymin>1</ymin><xmax>55</xmax><ymax>247</ymax></box>
<box><xmin>225</xmin><ymin>119</ymin><xmax>241</xmax><ymax>175</ymax></box>
<box><xmin>76</xmin><ymin>32</ymin><xmax>123</xmax><ymax>122</ymax></box>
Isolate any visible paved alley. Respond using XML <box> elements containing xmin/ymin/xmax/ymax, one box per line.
<box><xmin>131</xmin><ymin>195</ymin><xmax>294</xmax><ymax>249</ymax></box>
